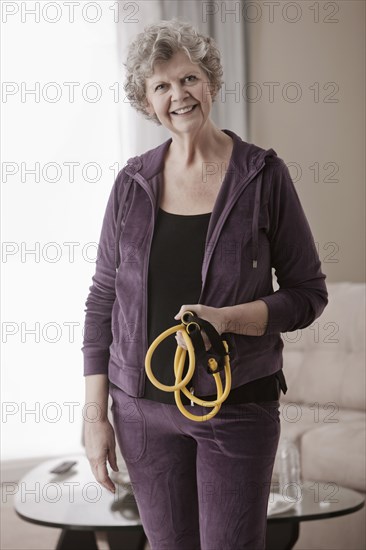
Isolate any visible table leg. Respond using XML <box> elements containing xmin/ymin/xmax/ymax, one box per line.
<box><xmin>107</xmin><ymin>528</ymin><xmax>147</xmax><ymax>550</ymax></box>
<box><xmin>265</xmin><ymin>521</ymin><xmax>300</xmax><ymax>550</ymax></box>
<box><xmin>55</xmin><ymin>529</ymin><xmax>98</xmax><ymax>550</ymax></box>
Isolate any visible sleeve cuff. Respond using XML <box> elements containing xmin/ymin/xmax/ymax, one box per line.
<box><xmin>83</xmin><ymin>354</ymin><xmax>109</xmax><ymax>376</ymax></box>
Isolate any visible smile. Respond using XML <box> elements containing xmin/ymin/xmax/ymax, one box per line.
<box><xmin>171</xmin><ymin>104</ymin><xmax>197</xmax><ymax>115</ymax></box>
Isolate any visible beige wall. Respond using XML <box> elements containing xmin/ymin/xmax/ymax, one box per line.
<box><xmin>246</xmin><ymin>0</ymin><xmax>365</xmax><ymax>282</ymax></box>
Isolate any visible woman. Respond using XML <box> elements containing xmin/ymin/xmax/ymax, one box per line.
<box><xmin>82</xmin><ymin>19</ymin><xmax>328</xmax><ymax>550</ymax></box>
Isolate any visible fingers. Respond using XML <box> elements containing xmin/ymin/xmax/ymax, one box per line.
<box><xmin>175</xmin><ymin>330</ymin><xmax>187</xmax><ymax>350</ymax></box>
<box><xmin>174</xmin><ymin>305</ymin><xmax>199</xmax><ymax>320</ymax></box>
<box><xmin>85</xmin><ymin>420</ymin><xmax>119</xmax><ymax>493</ymax></box>
<box><xmin>96</xmin><ymin>460</ymin><xmax>116</xmax><ymax>493</ymax></box>
<box><xmin>108</xmin><ymin>446</ymin><xmax>119</xmax><ymax>473</ymax></box>
<box><xmin>175</xmin><ymin>329</ymin><xmax>211</xmax><ymax>351</ymax></box>
<box><xmin>88</xmin><ymin>455</ymin><xmax>116</xmax><ymax>493</ymax></box>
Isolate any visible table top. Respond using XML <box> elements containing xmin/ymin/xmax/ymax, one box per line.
<box><xmin>14</xmin><ymin>454</ymin><xmax>143</xmax><ymax>531</ymax></box>
<box><xmin>14</xmin><ymin>454</ymin><xmax>365</xmax><ymax>530</ymax></box>
<box><xmin>268</xmin><ymin>479</ymin><xmax>365</xmax><ymax>523</ymax></box>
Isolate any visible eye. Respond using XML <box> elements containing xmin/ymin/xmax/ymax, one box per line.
<box><xmin>154</xmin><ymin>83</ymin><xmax>165</xmax><ymax>91</ymax></box>
<box><xmin>185</xmin><ymin>75</ymin><xmax>197</xmax><ymax>83</ymax></box>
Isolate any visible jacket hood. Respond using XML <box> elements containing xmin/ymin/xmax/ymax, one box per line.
<box><xmin>124</xmin><ymin>129</ymin><xmax>276</xmax><ymax>180</ymax></box>
<box><xmin>118</xmin><ymin>129</ymin><xmax>278</xmax><ymax>270</ymax></box>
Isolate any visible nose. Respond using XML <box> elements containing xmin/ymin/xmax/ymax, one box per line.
<box><xmin>170</xmin><ymin>82</ymin><xmax>190</xmax><ymax>104</ymax></box>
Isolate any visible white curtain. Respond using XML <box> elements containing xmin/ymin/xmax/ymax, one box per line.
<box><xmin>2</xmin><ymin>5</ymin><xmax>121</xmax><ymax>462</ymax></box>
<box><xmin>116</xmin><ymin>0</ymin><xmax>248</xmax><ymax>157</ymax></box>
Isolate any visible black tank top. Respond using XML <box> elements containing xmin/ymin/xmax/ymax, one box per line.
<box><xmin>144</xmin><ymin>207</ymin><xmax>280</xmax><ymax>405</ymax></box>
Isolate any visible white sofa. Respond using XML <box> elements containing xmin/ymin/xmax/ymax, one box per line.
<box><xmin>272</xmin><ymin>281</ymin><xmax>366</xmax><ymax>550</ymax></box>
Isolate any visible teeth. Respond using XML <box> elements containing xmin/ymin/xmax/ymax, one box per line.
<box><xmin>173</xmin><ymin>105</ymin><xmax>195</xmax><ymax>115</ymax></box>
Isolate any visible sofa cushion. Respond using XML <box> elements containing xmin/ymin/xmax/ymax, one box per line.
<box><xmin>280</xmin><ymin>282</ymin><xmax>365</xmax><ymax>411</ymax></box>
<box><xmin>272</xmin><ymin>405</ymin><xmax>365</xmax><ymax>484</ymax></box>
<box><xmin>300</xmin><ymin>420</ymin><xmax>366</xmax><ymax>492</ymax></box>
<box><xmin>282</xmin><ymin>350</ymin><xmax>365</xmax><ymax>411</ymax></box>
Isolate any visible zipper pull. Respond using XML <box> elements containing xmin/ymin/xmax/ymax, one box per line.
<box><xmin>190</xmin><ymin>387</ymin><xmax>195</xmax><ymax>407</ymax></box>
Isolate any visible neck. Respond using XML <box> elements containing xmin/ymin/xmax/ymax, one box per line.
<box><xmin>168</xmin><ymin>121</ymin><xmax>231</xmax><ymax>167</ymax></box>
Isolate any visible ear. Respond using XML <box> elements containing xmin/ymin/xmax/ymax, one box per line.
<box><xmin>144</xmin><ymin>98</ymin><xmax>154</xmax><ymax>116</ymax></box>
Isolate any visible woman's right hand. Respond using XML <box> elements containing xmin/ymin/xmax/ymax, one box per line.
<box><xmin>84</xmin><ymin>419</ymin><xmax>119</xmax><ymax>493</ymax></box>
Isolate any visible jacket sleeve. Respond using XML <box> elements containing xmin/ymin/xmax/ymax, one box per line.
<box><xmin>259</xmin><ymin>158</ymin><xmax>328</xmax><ymax>335</ymax></box>
<box><xmin>81</xmin><ymin>169</ymin><xmax>126</xmax><ymax>376</ymax></box>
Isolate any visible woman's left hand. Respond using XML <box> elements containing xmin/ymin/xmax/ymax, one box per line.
<box><xmin>173</xmin><ymin>304</ymin><xmax>226</xmax><ymax>351</ymax></box>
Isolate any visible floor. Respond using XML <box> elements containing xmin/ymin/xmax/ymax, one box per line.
<box><xmin>1</xmin><ymin>485</ymin><xmax>60</xmax><ymax>550</ymax></box>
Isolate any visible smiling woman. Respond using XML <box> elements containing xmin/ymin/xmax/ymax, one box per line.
<box><xmin>143</xmin><ymin>51</ymin><xmax>213</xmax><ymax>133</ymax></box>
<box><xmin>123</xmin><ymin>19</ymin><xmax>223</xmax><ymax>125</ymax></box>
<box><xmin>82</xmin><ymin>17</ymin><xmax>328</xmax><ymax>550</ymax></box>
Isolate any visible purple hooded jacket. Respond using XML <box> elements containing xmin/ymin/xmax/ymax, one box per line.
<box><xmin>82</xmin><ymin>129</ymin><xmax>328</xmax><ymax>397</ymax></box>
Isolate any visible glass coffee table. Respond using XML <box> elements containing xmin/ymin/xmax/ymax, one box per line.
<box><xmin>14</xmin><ymin>454</ymin><xmax>145</xmax><ymax>550</ymax></box>
<box><xmin>13</xmin><ymin>454</ymin><xmax>365</xmax><ymax>550</ymax></box>
<box><xmin>266</xmin><ymin>479</ymin><xmax>365</xmax><ymax>550</ymax></box>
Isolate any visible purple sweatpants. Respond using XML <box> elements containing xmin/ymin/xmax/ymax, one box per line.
<box><xmin>110</xmin><ymin>384</ymin><xmax>281</xmax><ymax>550</ymax></box>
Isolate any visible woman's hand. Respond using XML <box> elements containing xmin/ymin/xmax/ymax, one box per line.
<box><xmin>174</xmin><ymin>304</ymin><xmax>227</xmax><ymax>351</ymax></box>
<box><xmin>84</xmin><ymin>418</ymin><xmax>119</xmax><ymax>493</ymax></box>
<box><xmin>174</xmin><ymin>301</ymin><xmax>270</xmax><ymax>340</ymax></box>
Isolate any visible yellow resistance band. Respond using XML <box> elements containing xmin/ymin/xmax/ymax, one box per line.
<box><xmin>144</xmin><ymin>312</ymin><xmax>232</xmax><ymax>422</ymax></box>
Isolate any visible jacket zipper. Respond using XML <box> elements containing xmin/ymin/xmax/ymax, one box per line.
<box><xmin>197</xmin><ymin>161</ymin><xmax>266</xmax><ymax>305</ymax></box>
<box><xmin>131</xmin><ymin>172</ymin><xmax>157</xmax><ymax>395</ymax></box>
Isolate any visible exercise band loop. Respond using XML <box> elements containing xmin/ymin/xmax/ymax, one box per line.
<box><xmin>144</xmin><ymin>311</ymin><xmax>232</xmax><ymax>422</ymax></box>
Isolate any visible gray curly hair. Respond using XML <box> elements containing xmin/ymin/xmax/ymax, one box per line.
<box><xmin>123</xmin><ymin>18</ymin><xmax>224</xmax><ymax>125</ymax></box>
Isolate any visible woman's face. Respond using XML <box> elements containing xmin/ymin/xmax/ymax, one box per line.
<box><xmin>144</xmin><ymin>50</ymin><xmax>214</xmax><ymax>134</ymax></box>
